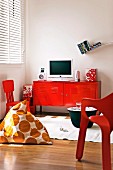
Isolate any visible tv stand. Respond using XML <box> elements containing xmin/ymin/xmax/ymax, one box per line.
<box><xmin>33</xmin><ymin>80</ymin><xmax>101</xmax><ymax>113</ymax></box>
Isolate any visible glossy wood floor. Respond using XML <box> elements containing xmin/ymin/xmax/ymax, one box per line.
<box><xmin>1</xmin><ymin>139</ymin><xmax>113</xmax><ymax>170</ymax></box>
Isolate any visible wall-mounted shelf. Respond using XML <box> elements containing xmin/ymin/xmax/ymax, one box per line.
<box><xmin>77</xmin><ymin>40</ymin><xmax>102</xmax><ymax>54</ymax></box>
<box><xmin>77</xmin><ymin>40</ymin><xmax>113</xmax><ymax>55</ymax></box>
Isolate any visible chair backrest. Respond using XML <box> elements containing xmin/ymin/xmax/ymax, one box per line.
<box><xmin>82</xmin><ymin>92</ymin><xmax>113</xmax><ymax>130</ymax></box>
<box><xmin>2</xmin><ymin>80</ymin><xmax>14</xmax><ymax>103</ymax></box>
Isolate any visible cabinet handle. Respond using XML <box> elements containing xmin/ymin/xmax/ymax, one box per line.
<box><xmin>65</xmin><ymin>94</ymin><xmax>68</xmax><ymax>96</ymax></box>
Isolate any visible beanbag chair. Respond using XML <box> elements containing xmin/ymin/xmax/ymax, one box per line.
<box><xmin>0</xmin><ymin>100</ymin><xmax>52</xmax><ymax>144</ymax></box>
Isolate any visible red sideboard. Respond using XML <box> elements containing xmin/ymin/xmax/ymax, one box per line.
<box><xmin>33</xmin><ymin>80</ymin><xmax>101</xmax><ymax>112</ymax></box>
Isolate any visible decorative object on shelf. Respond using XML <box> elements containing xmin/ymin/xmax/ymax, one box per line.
<box><xmin>77</xmin><ymin>40</ymin><xmax>102</xmax><ymax>54</ymax></box>
<box><xmin>77</xmin><ymin>40</ymin><xmax>91</xmax><ymax>54</ymax></box>
<box><xmin>92</xmin><ymin>42</ymin><xmax>101</xmax><ymax>49</ymax></box>
<box><xmin>74</xmin><ymin>70</ymin><xmax>80</xmax><ymax>82</ymax></box>
<box><xmin>85</xmin><ymin>68</ymin><xmax>97</xmax><ymax>81</ymax></box>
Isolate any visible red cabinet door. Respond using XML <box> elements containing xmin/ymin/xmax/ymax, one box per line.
<box><xmin>33</xmin><ymin>81</ymin><xmax>63</xmax><ymax>106</ymax></box>
<box><xmin>64</xmin><ymin>82</ymin><xmax>100</xmax><ymax>107</ymax></box>
<box><xmin>63</xmin><ymin>82</ymin><xmax>78</xmax><ymax>107</ymax></box>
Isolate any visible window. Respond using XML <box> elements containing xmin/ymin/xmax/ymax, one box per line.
<box><xmin>0</xmin><ymin>0</ymin><xmax>24</xmax><ymax>64</ymax></box>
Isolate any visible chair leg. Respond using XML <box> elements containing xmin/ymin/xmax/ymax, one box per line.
<box><xmin>6</xmin><ymin>106</ymin><xmax>9</xmax><ymax>114</ymax></box>
<box><xmin>76</xmin><ymin>118</ymin><xmax>89</xmax><ymax>160</ymax></box>
<box><xmin>101</xmin><ymin>128</ymin><xmax>111</xmax><ymax>170</ymax></box>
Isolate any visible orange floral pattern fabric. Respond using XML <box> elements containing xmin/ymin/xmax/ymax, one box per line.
<box><xmin>0</xmin><ymin>100</ymin><xmax>52</xmax><ymax>144</ymax></box>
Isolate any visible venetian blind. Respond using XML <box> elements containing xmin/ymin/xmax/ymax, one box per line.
<box><xmin>0</xmin><ymin>0</ymin><xmax>24</xmax><ymax>64</ymax></box>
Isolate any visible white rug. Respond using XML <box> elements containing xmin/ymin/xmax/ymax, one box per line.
<box><xmin>38</xmin><ymin>115</ymin><xmax>113</xmax><ymax>143</ymax></box>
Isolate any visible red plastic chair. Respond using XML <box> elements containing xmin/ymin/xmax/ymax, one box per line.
<box><xmin>76</xmin><ymin>92</ymin><xmax>113</xmax><ymax>170</ymax></box>
<box><xmin>2</xmin><ymin>80</ymin><xmax>30</xmax><ymax>114</ymax></box>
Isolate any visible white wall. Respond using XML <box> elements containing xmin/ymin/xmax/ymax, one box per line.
<box><xmin>25</xmin><ymin>0</ymin><xmax>113</xmax><ymax>111</ymax></box>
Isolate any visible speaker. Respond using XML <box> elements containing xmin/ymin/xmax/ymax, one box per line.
<box><xmin>38</xmin><ymin>68</ymin><xmax>46</xmax><ymax>80</ymax></box>
<box><xmin>38</xmin><ymin>73</ymin><xmax>45</xmax><ymax>80</ymax></box>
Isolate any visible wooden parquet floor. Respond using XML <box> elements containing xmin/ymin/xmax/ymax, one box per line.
<box><xmin>0</xmin><ymin>139</ymin><xmax>112</xmax><ymax>170</ymax></box>
<box><xmin>0</xmin><ymin>113</ymin><xmax>113</xmax><ymax>170</ymax></box>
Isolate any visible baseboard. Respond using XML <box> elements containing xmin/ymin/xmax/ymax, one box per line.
<box><xmin>35</xmin><ymin>111</ymin><xmax>69</xmax><ymax>116</ymax></box>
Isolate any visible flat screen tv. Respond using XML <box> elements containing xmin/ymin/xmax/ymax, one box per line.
<box><xmin>48</xmin><ymin>59</ymin><xmax>73</xmax><ymax>78</ymax></box>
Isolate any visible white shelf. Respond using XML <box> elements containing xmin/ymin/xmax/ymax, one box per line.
<box><xmin>77</xmin><ymin>41</ymin><xmax>113</xmax><ymax>55</ymax></box>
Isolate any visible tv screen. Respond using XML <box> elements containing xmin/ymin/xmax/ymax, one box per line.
<box><xmin>48</xmin><ymin>59</ymin><xmax>73</xmax><ymax>78</ymax></box>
